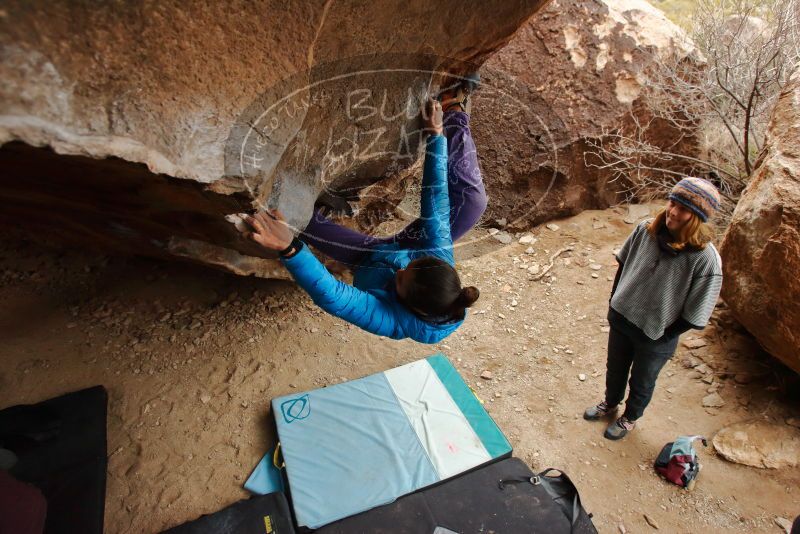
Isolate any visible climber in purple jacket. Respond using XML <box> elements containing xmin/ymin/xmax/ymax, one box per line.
<box><xmin>242</xmin><ymin>86</ymin><xmax>486</xmax><ymax>344</ymax></box>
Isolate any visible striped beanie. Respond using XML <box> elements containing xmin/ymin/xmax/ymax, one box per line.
<box><xmin>669</xmin><ymin>177</ymin><xmax>720</xmax><ymax>222</ymax></box>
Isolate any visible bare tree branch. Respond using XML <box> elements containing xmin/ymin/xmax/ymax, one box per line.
<box><xmin>582</xmin><ymin>0</ymin><xmax>800</xmax><ymax>224</ymax></box>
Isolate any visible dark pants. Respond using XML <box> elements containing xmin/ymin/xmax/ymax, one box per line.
<box><xmin>605</xmin><ymin>308</ymin><xmax>679</xmax><ymax>421</ymax></box>
<box><xmin>301</xmin><ymin>110</ymin><xmax>487</xmax><ymax>267</ymax></box>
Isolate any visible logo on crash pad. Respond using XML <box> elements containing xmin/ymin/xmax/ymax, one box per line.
<box><xmin>281</xmin><ymin>394</ymin><xmax>310</xmax><ymax>423</ymax></box>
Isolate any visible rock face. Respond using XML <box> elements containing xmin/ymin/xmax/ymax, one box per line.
<box><xmin>0</xmin><ymin>1</ymin><xmax>547</xmax><ymax>274</ymax></box>
<box><xmin>469</xmin><ymin>0</ymin><xmax>698</xmax><ymax>229</ymax></box>
<box><xmin>713</xmin><ymin>420</ymin><xmax>800</xmax><ymax>469</ymax></box>
<box><xmin>719</xmin><ymin>73</ymin><xmax>800</xmax><ymax>374</ymax></box>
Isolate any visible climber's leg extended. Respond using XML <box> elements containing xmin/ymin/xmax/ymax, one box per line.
<box><xmin>303</xmin><ymin>76</ymin><xmax>485</xmax><ymax>260</ymax></box>
<box><xmin>381</xmin><ymin>107</ymin><xmax>487</xmax><ymax>248</ymax></box>
<box><xmin>442</xmin><ymin>108</ymin><xmax>487</xmax><ymax>241</ymax></box>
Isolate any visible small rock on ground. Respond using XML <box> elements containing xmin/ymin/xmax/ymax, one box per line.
<box><xmin>702</xmin><ymin>393</ymin><xmax>725</xmax><ymax>408</ymax></box>
<box><xmin>492</xmin><ymin>232</ymin><xmax>513</xmax><ymax>244</ymax></box>
<box><xmin>683</xmin><ymin>338</ymin><xmax>708</xmax><ymax>349</ymax></box>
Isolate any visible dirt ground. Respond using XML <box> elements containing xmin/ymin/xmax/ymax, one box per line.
<box><xmin>1</xmin><ymin>203</ymin><xmax>798</xmax><ymax>534</ymax></box>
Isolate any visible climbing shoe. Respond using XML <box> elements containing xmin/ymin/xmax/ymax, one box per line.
<box><xmin>437</xmin><ymin>72</ymin><xmax>480</xmax><ymax>113</ymax></box>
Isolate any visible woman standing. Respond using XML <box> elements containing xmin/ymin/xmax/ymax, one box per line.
<box><xmin>584</xmin><ymin>178</ymin><xmax>723</xmax><ymax>440</ymax></box>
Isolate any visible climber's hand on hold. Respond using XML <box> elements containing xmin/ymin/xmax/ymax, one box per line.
<box><xmin>422</xmin><ymin>98</ymin><xmax>443</xmax><ymax>136</ymax></box>
<box><xmin>243</xmin><ymin>209</ymin><xmax>294</xmax><ymax>251</ymax></box>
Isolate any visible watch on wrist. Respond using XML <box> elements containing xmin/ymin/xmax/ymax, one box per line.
<box><xmin>279</xmin><ymin>237</ymin><xmax>304</xmax><ymax>258</ymax></box>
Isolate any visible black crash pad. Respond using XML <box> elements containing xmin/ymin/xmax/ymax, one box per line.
<box><xmin>162</xmin><ymin>492</ymin><xmax>295</xmax><ymax>534</ymax></box>
<box><xmin>0</xmin><ymin>386</ymin><xmax>108</xmax><ymax>534</ymax></box>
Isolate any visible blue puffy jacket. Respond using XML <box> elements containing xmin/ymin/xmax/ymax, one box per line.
<box><xmin>280</xmin><ymin>134</ymin><xmax>463</xmax><ymax>344</ymax></box>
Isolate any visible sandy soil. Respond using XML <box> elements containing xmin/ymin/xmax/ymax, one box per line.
<box><xmin>1</xmin><ymin>204</ymin><xmax>798</xmax><ymax>534</ymax></box>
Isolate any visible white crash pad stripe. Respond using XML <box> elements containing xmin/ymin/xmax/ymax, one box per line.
<box><xmin>384</xmin><ymin>359</ymin><xmax>491</xmax><ymax>479</ymax></box>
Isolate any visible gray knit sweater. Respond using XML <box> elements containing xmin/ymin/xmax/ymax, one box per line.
<box><xmin>610</xmin><ymin>220</ymin><xmax>723</xmax><ymax>340</ymax></box>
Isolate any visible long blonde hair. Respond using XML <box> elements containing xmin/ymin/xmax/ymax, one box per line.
<box><xmin>647</xmin><ymin>209</ymin><xmax>713</xmax><ymax>251</ymax></box>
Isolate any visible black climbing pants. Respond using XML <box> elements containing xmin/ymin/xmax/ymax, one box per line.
<box><xmin>604</xmin><ymin>308</ymin><xmax>679</xmax><ymax>421</ymax></box>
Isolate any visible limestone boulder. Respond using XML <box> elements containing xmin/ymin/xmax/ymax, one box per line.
<box><xmin>719</xmin><ymin>72</ymin><xmax>800</xmax><ymax>374</ymax></box>
<box><xmin>713</xmin><ymin>420</ymin><xmax>800</xmax><ymax>469</ymax></box>
<box><xmin>469</xmin><ymin>0</ymin><xmax>699</xmax><ymax>230</ymax></box>
<box><xmin>0</xmin><ymin>0</ymin><xmax>547</xmax><ymax>274</ymax></box>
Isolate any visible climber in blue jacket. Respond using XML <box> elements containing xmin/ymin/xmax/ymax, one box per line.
<box><xmin>241</xmin><ymin>98</ymin><xmax>480</xmax><ymax>344</ymax></box>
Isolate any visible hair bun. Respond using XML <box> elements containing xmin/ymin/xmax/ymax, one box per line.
<box><xmin>457</xmin><ymin>286</ymin><xmax>480</xmax><ymax>308</ymax></box>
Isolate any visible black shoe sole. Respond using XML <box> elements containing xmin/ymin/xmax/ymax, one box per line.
<box><xmin>603</xmin><ymin>429</ymin><xmax>627</xmax><ymax>440</ymax></box>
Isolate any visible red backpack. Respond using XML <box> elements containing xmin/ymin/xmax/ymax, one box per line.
<box><xmin>654</xmin><ymin>435</ymin><xmax>707</xmax><ymax>489</ymax></box>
